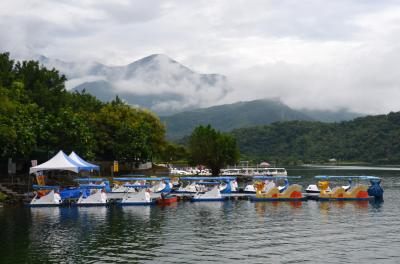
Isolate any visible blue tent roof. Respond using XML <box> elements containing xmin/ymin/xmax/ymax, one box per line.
<box><xmin>69</xmin><ymin>151</ymin><xmax>100</xmax><ymax>171</ymax></box>
<box><xmin>29</xmin><ymin>150</ymin><xmax>85</xmax><ymax>174</ymax></box>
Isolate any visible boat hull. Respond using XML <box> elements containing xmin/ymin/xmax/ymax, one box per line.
<box><xmin>73</xmin><ymin>203</ymin><xmax>108</xmax><ymax>206</ymax></box>
<box><xmin>250</xmin><ymin>197</ymin><xmax>306</xmax><ymax>202</ymax></box>
<box><xmin>117</xmin><ymin>201</ymin><xmax>155</xmax><ymax>206</ymax></box>
<box><xmin>191</xmin><ymin>198</ymin><xmax>226</xmax><ymax>202</ymax></box>
<box><xmin>315</xmin><ymin>197</ymin><xmax>375</xmax><ymax>201</ymax></box>
<box><xmin>156</xmin><ymin>196</ymin><xmax>178</xmax><ymax>205</ymax></box>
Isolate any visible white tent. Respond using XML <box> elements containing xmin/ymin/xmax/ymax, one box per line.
<box><xmin>69</xmin><ymin>151</ymin><xmax>100</xmax><ymax>171</ymax></box>
<box><xmin>29</xmin><ymin>150</ymin><xmax>83</xmax><ymax>174</ymax></box>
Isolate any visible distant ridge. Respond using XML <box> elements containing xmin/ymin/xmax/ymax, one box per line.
<box><xmin>161</xmin><ymin>99</ymin><xmax>314</xmax><ymax>140</ymax></box>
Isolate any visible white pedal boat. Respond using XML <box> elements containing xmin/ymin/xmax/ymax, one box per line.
<box><xmin>192</xmin><ymin>185</ymin><xmax>225</xmax><ymax>202</ymax></box>
<box><xmin>118</xmin><ymin>184</ymin><xmax>154</xmax><ymax>205</ymax></box>
<box><xmin>29</xmin><ymin>185</ymin><xmax>62</xmax><ymax>207</ymax></box>
<box><xmin>75</xmin><ymin>185</ymin><xmax>108</xmax><ymax>206</ymax></box>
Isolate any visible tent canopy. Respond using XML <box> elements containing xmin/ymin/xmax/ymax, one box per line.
<box><xmin>69</xmin><ymin>151</ymin><xmax>100</xmax><ymax>171</ymax></box>
<box><xmin>29</xmin><ymin>150</ymin><xmax>84</xmax><ymax>174</ymax></box>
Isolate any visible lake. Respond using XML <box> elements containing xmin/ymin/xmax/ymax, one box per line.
<box><xmin>1</xmin><ymin>166</ymin><xmax>400</xmax><ymax>263</ymax></box>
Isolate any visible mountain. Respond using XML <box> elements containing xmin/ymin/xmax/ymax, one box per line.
<box><xmin>38</xmin><ymin>54</ymin><xmax>229</xmax><ymax>114</ymax></box>
<box><xmin>161</xmin><ymin>99</ymin><xmax>314</xmax><ymax>140</ymax></box>
<box><xmin>300</xmin><ymin>108</ymin><xmax>363</xmax><ymax>122</ymax></box>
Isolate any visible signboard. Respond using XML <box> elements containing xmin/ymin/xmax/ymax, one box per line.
<box><xmin>113</xmin><ymin>161</ymin><xmax>119</xmax><ymax>172</ymax></box>
<box><xmin>8</xmin><ymin>158</ymin><xmax>16</xmax><ymax>175</ymax></box>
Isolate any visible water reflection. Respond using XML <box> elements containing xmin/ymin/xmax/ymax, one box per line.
<box><xmin>121</xmin><ymin>205</ymin><xmax>151</xmax><ymax>221</ymax></box>
<box><xmin>30</xmin><ymin>207</ymin><xmax>61</xmax><ymax>223</ymax></box>
<box><xmin>254</xmin><ymin>201</ymin><xmax>303</xmax><ymax>216</ymax></box>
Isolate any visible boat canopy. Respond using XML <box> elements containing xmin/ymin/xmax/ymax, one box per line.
<box><xmin>32</xmin><ymin>185</ymin><xmax>59</xmax><ymax>190</ymax></box>
<box><xmin>29</xmin><ymin>150</ymin><xmax>85</xmax><ymax>174</ymax></box>
<box><xmin>180</xmin><ymin>176</ymin><xmax>237</xmax><ymax>181</ymax></box>
<box><xmin>114</xmin><ymin>177</ymin><xmax>168</xmax><ymax>181</ymax></box>
<box><xmin>69</xmin><ymin>151</ymin><xmax>100</xmax><ymax>171</ymax></box>
<box><xmin>119</xmin><ymin>174</ymin><xmax>145</xmax><ymax>177</ymax></box>
<box><xmin>75</xmin><ymin>178</ymin><xmax>108</xmax><ymax>182</ymax></box>
<box><xmin>124</xmin><ymin>184</ymin><xmax>151</xmax><ymax>188</ymax></box>
<box><xmin>78</xmin><ymin>184</ymin><xmax>106</xmax><ymax>189</ymax></box>
<box><xmin>253</xmin><ymin>176</ymin><xmax>301</xmax><ymax>180</ymax></box>
<box><xmin>195</xmin><ymin>181</ymin><xmax>221</xmax><ymax>185</ymax></box>
<box><xmin>315</xmin><ymin>175</ymin><xmax>380</xmax><ymax>180</ymax></box>
<box><xmin>113</xmin><ymin>177</ymin><xmax>150</xmax><ymax>181</ymax></box>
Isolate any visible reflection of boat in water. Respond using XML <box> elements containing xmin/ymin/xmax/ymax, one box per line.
<box><xmin>250</xmin><ymin>176</ymin><xmax>305</xmax><ymax>202</ymax></box>
<box><xmin>30</xmin><ymin>206</ymin><xmax>61</xmax><ymax>220</ymax></box>
<box><xmin>309</xmin><ymin>175</ymin><xmax>384</xmax><ymax>201</ymax></box>
<box><xmin>29</xmin><ymin>185</ymin><xmax>63</xmax><ymax>207</ymax></box>
<box><xmin>121</xmin><ymin>205</ymin><xmax>151</xmax><ymax>220</ymax></box>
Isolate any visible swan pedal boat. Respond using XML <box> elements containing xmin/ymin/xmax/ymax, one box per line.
<box><xmin>29</xmin><ymin>185</ymin><xmax>63</xmax><ymax>207</ymax></box>
<box><xmin>75</xmin><ymin>184</ymin><xmax>108</xmax><ymax>206</ymax></box>
<box><xmin>250</xmin><ymin>176</ymin><xmax>306</xmax><ymax>202</ymax></box>
<box><xmin>190</xmin><ymin>181</ymin><xmax>227</xmax><ymax>202</ymax></box>
<box><xmin>312</xmin><ymin>176</ymin><xmax>384</xmax><ymax>201</ymax></box>
<box><xmin>111</xmin><ymin>177</ymin><xmax>172</xmax><ymax>199</ymax></box>
<box><xmin>176</xmin><ymin>176</ymin><xmax>238</xmax><ymax>194</ymax></box>
<box><xmin>117</xmin><ymin>184</ymin><xmax>155</xmax><ymax>205</ymax></box>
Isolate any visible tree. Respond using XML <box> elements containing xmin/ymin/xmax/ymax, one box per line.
<box><xmin>95</xmin><ymin>97</ymin><xmax>166</xmax><ymax>162</ymax></box>
<box><xmin>188</xmin><ymin>125</ymin><xmax>240</xmax><ymax>175</ymax></box>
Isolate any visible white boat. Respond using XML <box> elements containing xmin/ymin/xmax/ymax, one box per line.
<box><xmin>219</xmin><ymin>179</ymin><xmax>238</xmax><ymax>193</ymax></box>
<box><xmin>221</xmin><ymin>167</ymin><xmax>287</xmax><ymax>176</ymax></box>
<box><xmin>118</xmin><ymin>185</ymin><xmax>154</xmax><ymax>205</ymax></box>
<box><xmin>245</xmin><ymin>179</ymin><xmax>288</xmax><ymax>194</ymax></box>
<box><xmin>176</xmin><ymin>182</ymin><xmax>198</xmax><ymax>193</ymax></box>
<box><xmin>29</xmin><ymin>185</ymin><xmax>62</xmax><ymax>207</ymax></box>
<box><xmin>192</xmin><ymin>185</ymin><xmax>225</xmax><ymax>202</ymax></box>
<box><xmin>76</xmin><ymin>185</ymin><xmax>108</xmax><ymax>206</ymax></box>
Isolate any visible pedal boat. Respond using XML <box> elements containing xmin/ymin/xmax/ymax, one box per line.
<box><xmin>75</xmin><ymin>184</ymin><xmax>108</xmax><ymax>206</ymax></box>
<box><xmin>156</xmin><ymin>193</ymin><xmax>178</xmax><ymax>206</ymax></box>
<box><xmin>313</xmin><ymin>175</ymin><xmax>384</xmax><ymax>201</ymax></box>
<box><xmin>109</xmin><ymin>177</ymin><xmax>146</xmax><ymax>199</ymax></box>
<box><xmin>250</xmin><ymin>176</ymin><xmax>305</xmax><ymax>202</ymax></box>
<box><xmin>117</xmin><ymin>184</ymin><xmax>155</xmax><ymax>205</ymax></box>
<box><xmin>245</xmin><ymin>176</ymin><xmax>295</xmax><ymax>194</ymax></box>
<box><xmin>29</xmin><ymin>185</ymin><xmax>63</xmax><ymax>207</ymax></box>
<box><xmin>178</xmin><ymin>176</ymin><xmax>238</xmax><ymax>194</ymax></box>
<box><xmin>191</xmin><ymin>182</ymin><xmax>226</xmax><ymax>202</ymax></box>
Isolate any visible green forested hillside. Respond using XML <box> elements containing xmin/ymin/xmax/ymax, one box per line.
<box><xmin>161</xmin><ymin>99</ymin><xmax>313</xmax><ymax>140</ymax></box>
<box><xmin>232</xmin><ymin>113</ymin><xmax>400</xmax><ymax>164</ymax></box>
<box><xmin>0</xmin><ymin>53</ymin><xmax>167</xmax><ymax>166</ymax></box>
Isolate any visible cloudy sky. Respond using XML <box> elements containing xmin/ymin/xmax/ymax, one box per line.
<box><xmin>2</xmin><ymin>0</ymin><xmax>400</xmax><ymax>114</ymax></box>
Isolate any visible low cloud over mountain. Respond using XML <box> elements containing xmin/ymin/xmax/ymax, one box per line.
<box><xmin>38</xmin><ymin>54</ymin><xmax>229</xmax><ymax>114</ymax></box>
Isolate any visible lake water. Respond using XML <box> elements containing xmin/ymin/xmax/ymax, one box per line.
<box><xmin>1</xmin><ymin>166</ymin><xmax>400</xmax><ymax>263</ymax></box>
